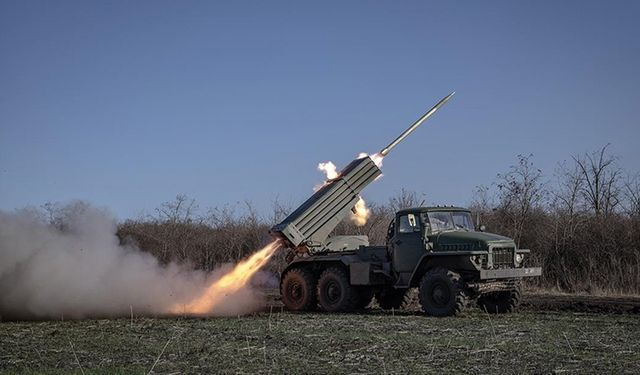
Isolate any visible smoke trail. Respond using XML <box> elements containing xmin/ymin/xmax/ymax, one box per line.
<box><xmin>0</xmin><ymin>202</ymin><xmax>275</xmax><ymax>320</ymax></box>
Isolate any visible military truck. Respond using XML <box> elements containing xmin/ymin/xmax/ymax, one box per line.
<box><xmin>270</xmin><ymin>93</ymin><xmax>541</xmax><ymax>316</ymax></box>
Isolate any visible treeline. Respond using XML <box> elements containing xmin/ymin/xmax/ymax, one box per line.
<box><xmin>113</xmin><ymin>145</ymin><xmax>639</xmax><ymax>294</ymax></box>
<box><xmin>469</xmin><ymin>146</ymin><xmax>640</xmax><ymax>294</ymax></box>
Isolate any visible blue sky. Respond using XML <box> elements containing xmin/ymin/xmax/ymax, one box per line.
<box><xmin>1</xmin><ymin>1</ymin><xmax>639</xmax><ymax>220</ymax></box>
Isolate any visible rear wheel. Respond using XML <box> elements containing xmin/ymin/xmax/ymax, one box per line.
<box><xmin>280</xmin><ymin>267</ymin><xmax>317</xmax><ymax>311</ymax></box>
<box><xmin>418</xmin><ymin>268</ymin><xmax>468</xmax><ymax>317</ymax></box>
<box><xmin>317</xmin><ymin>267</ymin><xmax>358</xmax><ymax>312</ymax></box>
<box><xmin>375</xmin><ymin>288</ymin><xmax>408</xmax><ymax>310</ymax></box>
<box><xmin>477</xmin><ymin>285</ymin><xmax>521</xmax><ymax>314</ymax></box>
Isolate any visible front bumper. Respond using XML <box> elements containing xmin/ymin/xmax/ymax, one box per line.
<box><xmin>479</xmin><ymin>267</ymin><xmax>542</xmax><ymax>280</ymax></box>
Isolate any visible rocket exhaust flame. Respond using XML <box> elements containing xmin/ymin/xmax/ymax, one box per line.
<box><xmin>171</xmin><ymin>240</ymin><xmax>280</xmax><ymax>316</ymax></box>
<box><xmin>351</xmin><ymin>197</ymin><xmax>370</xmax><ymax>226</ymax></box>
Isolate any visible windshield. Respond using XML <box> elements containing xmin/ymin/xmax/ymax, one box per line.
<box><xmin>424</xmin><ymin>211</ymin><xmax>475</xmax><ymax>232</ymax></box>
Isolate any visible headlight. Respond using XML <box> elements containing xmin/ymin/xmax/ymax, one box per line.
<box><xmin>515</xmin><ymin>253</ymin><xmax>524</xmax><ymax>264</ymax></box>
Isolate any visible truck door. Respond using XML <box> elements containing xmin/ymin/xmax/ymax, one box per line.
<box><xmin>392</xmin><ymin>213</ymin><xmax>426</xmax><ymax>274</ymax></box>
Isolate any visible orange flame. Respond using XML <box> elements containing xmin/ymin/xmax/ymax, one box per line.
<box><xmin>171</xmin><ymin>240</ymin><xmax>280</xmax><ymax>316</ymax></box>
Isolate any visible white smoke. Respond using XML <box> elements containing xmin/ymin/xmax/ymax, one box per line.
<box><xmin>0</xmin><ymin>202</ymin><xmax>274</xmax><ymax>320</ymax></box>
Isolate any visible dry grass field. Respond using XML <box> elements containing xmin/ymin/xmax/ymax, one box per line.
<box><xmin>1</xmin><ymin>295</ymin><xmax>639</xmax><ymax>374</ymax></box>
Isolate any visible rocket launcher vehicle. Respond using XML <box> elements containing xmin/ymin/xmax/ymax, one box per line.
<box><xmin>270</xmin><ymin>92</ymin><xmax>455</xmax><ymax>252</ymax></box>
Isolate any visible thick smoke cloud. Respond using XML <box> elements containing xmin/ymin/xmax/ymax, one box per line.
<box><xmin>0</xmin><ymin>203</ymin><xmax>271</xmax><ymax>320</ymax></box>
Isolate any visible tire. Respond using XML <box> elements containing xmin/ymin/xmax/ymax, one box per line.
<box><xmin>317</xmin><ymin>267</ymin><xmax>358</xmax><ymax>312</ymax></box>
<box><xmin>477</xmin><ymin>286</ymin><xmax>521</xmax><ymax>314</ymax></box>
<box><xmin>375</xmin><ymin>288</ymin><xmax>408</xmax><ymax>310</ymax></box>
<box><xmin>418</xmin><ymin>268</ymin><xmax>468</xmax><ymax>317</ymax></box>
<box><xmin>354</xmin><ymin>287</ymin><xmax>375</xmax><ymax>309</ymax></box>
<box><xmin>280</xmin><ymin>267</ymin><xmax>317</xmax><ymax>311</ymax></box>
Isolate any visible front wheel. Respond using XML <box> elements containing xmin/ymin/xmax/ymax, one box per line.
<box><xmin>418</xmin><ymin>268</ymin><xmax>468</xmax><ymax>317</ymax></box>
<box><xmin>477</xmin><ymin>286</ymin><xmax>521</xmax><ymax>314</ymax></box>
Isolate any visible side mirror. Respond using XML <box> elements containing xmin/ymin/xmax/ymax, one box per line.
<box><xmin>479</xmin><ymin>225</ymin><xmax>486</xmax><ymax>232</ymax></box>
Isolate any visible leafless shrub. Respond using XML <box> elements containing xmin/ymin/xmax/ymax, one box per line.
<box><xmin>117</xmin><ymin>196</ymin><xmax>271</xmax><ymax>272</ymax></box>
<box><xmin>473</xmin><ymin>149</ymin><xmax>640</xmax><ymax>294</ymax></box>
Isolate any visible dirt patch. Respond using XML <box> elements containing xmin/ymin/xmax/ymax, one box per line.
<box><xmin>522</xmin><ymin>293</ymin><xmax>640</xmax><ymax>314</ymax></box>
<box><xmin>269</xmin><ymin>289</ymin><xmax>640</xmax><ymax>314</ymax></box>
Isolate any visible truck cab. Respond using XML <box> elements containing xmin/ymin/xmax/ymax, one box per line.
<box><xmin>389</xmin><ymin>207</ymin><xmax>537</xmax><ymax>287</ymax></box>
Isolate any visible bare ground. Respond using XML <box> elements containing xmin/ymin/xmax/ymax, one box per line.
<box><xmin>1</xmin><ymin>293</ymin><xmax>639</xmax><ymax>374</ymax></box>
<box><xmin>522</xmin><ymin>293</ymin><xmax>640</xmax><ymax>314</ymax></box>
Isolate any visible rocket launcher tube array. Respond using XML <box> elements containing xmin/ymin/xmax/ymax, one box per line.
<box><xmin>270</xmin><ymin>93</ymin><xmax>454</xmax><ymax>250</ymax></box>
<box><xmin>270</xmin><ymin>156</ymin><xmax>382</xmax><ymax>249</ymax></box>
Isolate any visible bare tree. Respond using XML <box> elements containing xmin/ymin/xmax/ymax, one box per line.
<box><xmin>388</xmin><ymin>188</ymin><xmax>425</xmax><ymax>212</ymax></box>
<box><xmin>552</xmin><ymin>161</ymin><xmax>585</xmax><ymax>217</ymax></box>
<box><xmin>40</xmin><ymin>201</ymin><xmax>92</xmax><ymax>232</ymax></box>
<box><xmin>623</xmin><ymin>174</ymin><xmax>640</xmax><ymax>217</ymax></box>
<box><xmin>572</xmin><ymin>144</ymin><xmax>621</xmax><ymax>216</ymax></box>
<box><xmin>269</xmin><ymin>196</ymin><xmax>293</xmax><ymax>225</ymax></box>
<box><xmin>495</xmin><ymin>154</ymin><xmax>546</xmax><ymax>247</ymax></box>
<box><xmin>549</xmin><ymin>161</ymin><xmax>589</xmax><ymax>249</ymax></box>
<box><xmin>155</xmin><ymin>194</ymin><xmax>199</xmax><ymax>224</ymax></box>
<box><xmin>470</xmin><ymin>185</ymin><xmax>493</xmax><ymax>212</ymax></box>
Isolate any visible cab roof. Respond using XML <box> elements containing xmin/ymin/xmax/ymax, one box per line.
<box><xmin>396</xmin><ymin>206</ymin><xmax>470</xmax><ymax>216</ymax></box>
